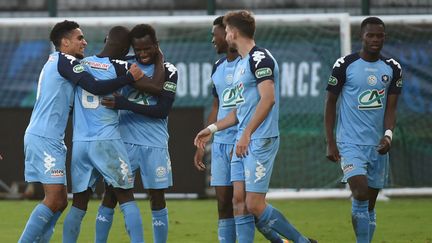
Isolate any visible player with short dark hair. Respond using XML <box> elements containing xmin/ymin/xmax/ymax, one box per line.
<box><xmin>325</xmin><ymin>16</ymin><xmax>402</xmax><ymax>243</ymax></box>
<box><xmin>61</xmin><ymin>25</ymin><xmax>162</xmax><ymax>243</ymax></box>
<box><xmin>195</xmin><ymin>10</ymin><xmax>315</xmax><ymax>243</ymax></box>
<box><xmin>97</xmin><ymin>23</ymin><xmax>177</xmax><ymax>243</ymax></box>
<box><xmin>193</xmin><ymin>15</ymin><xmax>240</xmax><ymax>242</ymax></box>
<box><xmin>19</xmin><ymin>20</ymin><xmax>143</xmax><ymax>243</ymax></box>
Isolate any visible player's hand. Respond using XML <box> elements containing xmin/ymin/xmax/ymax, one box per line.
<box><xmin>193</xmin><ymin>148</ymin><xmax>206</xmax><ymax>171</ymax></box>
<box><xmin>101</xmin><ymin>92</ymin><xmax>122</xmax><ymax>109</ymax></box>
<box><xmin>194</xmin><ymin>128</ymin><xmax>212</xmax><ymax>150</ymax></box>
<box><xmin>377</xmin><ymin>136</ymin><xmax>391</xmax><ymax>154</ymax></box>
<box><xmin>326</xmin><ymin>140</ymin><xmax>341</xmax><ymax>162</ymax></box>
<box><xmin>129</xmin><ymin>63</ymin><xmax>144</xmax><ymax>81</ymax></box>
<box><xmin>0</xmin><ymin>154</ymin><xmax>3</xmax><ymax>160</ymax></box>
<box><xmin>236</xmin><ymin>132</ymin><xmax>250</xmax><ymax>158</ymax></box>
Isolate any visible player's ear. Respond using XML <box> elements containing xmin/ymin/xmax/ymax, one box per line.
<box><xmin>62</xmin><ymin>37</ymin><xmax>70</xmax><ymax>48</ymax></box>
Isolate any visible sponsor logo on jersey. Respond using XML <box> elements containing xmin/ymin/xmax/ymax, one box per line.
<box><xmin>381</xmin><ymin>75</ymin><xmax>390</xmax><ymax>83</ymax></box>
<box><xmin>252</xmin><ymin>51</ymin><xmax>266</xmax><ymax>68</ymax></box>
<box><xmin>82</xmin><ymin>60</ymin><xmax>110</xmax><ymax>70</ymax></box>
<box><xmin>367</xmin><ymin>75</ymin><xmax>377</xmax><ymax>86</ymax></box>
<box><xmin>163</xmin><ymin>81</ymin><xmax>177</xmax><ymax>92</ymax></box>
<box><xmin>396</xmin><ymin>78</ymin><xmax>403</xmax><ymax>87</ymax></box>
<box><xmin>221</xmin><ymin>82</ymin><xmax>245</xmax><ymax>108</ymax></box>
<box><xmin>165</xmin><ymin>62</ymin><xmax>177</xmax><ymax>78</ymax></box>
<box><xmin>358</xmin><ymin>89</ymin><xmax>385</xmax><ymax>110</ymax></box>
<box><xmin>127</xmin><ymin>90</ymin><xmax>150</xmax><ymax>105</ymax></box>
<box><xmin>333</xmin><ymin>56</ymin><xmax>346</xmax><ymax>68</ymax></box>
<box><xmin>255</xmin><ymin>67</ymin><xmax>272</xmax><ymax>79</ymax></box>
<box><xmin>328</xmin><ymin>76</ymin><xmax>338</xmax><ymax>86</ymax></box>
<box><xmin>365</xmin><ymin>67</ymin><xmax>378</xmax><ymax>72</ymax></box>
<box><xmin>73</xmin><ymin>64</ymin><xmax>85</xmax><ymax>73</ymax></box>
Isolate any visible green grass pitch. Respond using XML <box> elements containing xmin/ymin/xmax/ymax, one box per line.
<box><xmin>1</xmin><ymin>198</ymin><xmax>431</xmax><ymax>242</ymax></box>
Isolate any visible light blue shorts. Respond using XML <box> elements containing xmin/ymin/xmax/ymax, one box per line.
<box><xmin>210</xmin><ymin>142</ymin><xmax>234</xmax><ymax>186</ymax></box>
<box><xmin>338</xmin><ymin>142</ymin><xmax>389</xmax><ymax>189</ymax></box>
<box><xmin>24</xmin><ymin>133</ymin><xmax>67</xmax><ymax>185</ymax></box>
<box><xmin>125</xmin><ymin>143</ymin><xmax>172</xmax><ymax>189</ymax></box>
<box><xmin>231</xmin><ymin>137</ymin><xmax>279</xmax><ymax>193</ymax></box>
<box><xmin>71</xmin><ymin>140</ymin><xmax>134</xmax><ymax>193</ymax></box>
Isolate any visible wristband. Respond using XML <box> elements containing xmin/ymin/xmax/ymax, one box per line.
<box><xmin>384</xmin><ymin>129</ymin><xmax>393</xmax><ymax>141</ymax></box>
<box><xmin>207</xmin><ymin>124</ymin><xmax>218</xmax><ymax>134</ymax></box>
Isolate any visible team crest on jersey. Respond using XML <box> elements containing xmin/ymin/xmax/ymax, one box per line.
<box><xmin>221</xmin><ymin>82</ymin><xmax>245</xmax><ymax>108</ymax></box>
<box><xmin>381</xmin><ymin>75</ymin><xmax>389</xmax><ymax>83</ymax></box>
<box><xmin>255</xmin><ymin>67</ymin><xmax>272</xmax><ymax>79</ymax></box>
<box><xmin>73</xmin><ymin>64</ymin><xmax>85</xmax><ymax>73</ymax></box>
<box><xmin>225</xmin><ymin>74</ymin><xmax>233</xmax><ymax>85</ymax></box>
<box><xmin>127</xmin><ymin>90</ymin><xmax>150</xmax><ymax>105</ymax></box>
<box><xmin>358</xmin><ymin>89</ymin><xmax>385</xmax><ymax>110</ymax></box>
<box><xmin>163</xmin><ymin>81</ymin><xmax>176</xmax><ymax>92</ymax></box>
<box><xmin>367</xmin><ymin>75</ymin><xmax>377</xmax><ymax>86</ymax></box>
<box><xmin>328</xmin><ymin>76</ymin><xmax>338</xmax><ymax>86</ymax></box>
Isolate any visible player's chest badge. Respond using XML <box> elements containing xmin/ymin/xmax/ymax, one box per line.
<box><xmin>381</xmin><ymin>75</ymin><xmax>390</xmax><ymax>84</ymax></box>
<box><xmin>225</xmin><ymin>74</ymin><xmax>233</xmax><ymax>85</ymax></box>
<box><xmin>367</xmin><ymin>75</ymin><xmax>377</xmax><ymax>86</ymax></box>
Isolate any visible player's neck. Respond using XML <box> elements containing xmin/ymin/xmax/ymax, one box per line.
<box><xmin>237</xmin><ymin>39</ymin><xmax>255</xmax><ymax>58</ymax></box>
<box><xmin>359</xmin><ymin>50</ymin><xmax>380</xmax><ymax>62</ymax></box>
<box><xmin>226</xmin><ymin>49</ymin><xmax>239</xmax><ymax>61</ymax></box>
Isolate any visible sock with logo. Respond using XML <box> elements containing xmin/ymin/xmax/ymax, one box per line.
<box><xmin>256</xmin><ymin>204</ymin><xmax>309</xmax><ymax>243</ymax></box>
<box><xmin>36</xmin><ymin>211</ymin><xmax>61</xmax><ymax>243</ymax></box>
<box><xmin>95</xmin><ymin>205</ymin><xmax>115</xmax><ymax>243</ymax></box>
<box><xmin>234</xmin><ymin>214</ymin><xmax>255</xmax><ymax>243</ymax></box>
<box><xmin>369</xmin><ymin>209</ymin><xmax>376</xmax><ymax>243</ymax></box>
<box><xmin>18</xmin><ymin>203</ymin><xmax>54</xmax><ymax>243</ymax></box>
<box><xmin>120</xmin><ymin>201</ymin><xmax>144</xmax><ymax>243</ymax></box>
<box><xmin>352</xmin><ymin>199</ymin><xmax>369</xmax><ymax>243</ymax></box>
<box><xmin>152</xmin><ymin>207</ymin><xmax>169</xmax><ymax>243</ymax></box>
<box><xmin>62</xmin><ymin>206</ymin><xmax>86</xmax><ymax>243</ymax></box>
<box><xmin>218</xmin><ymin>218</ymin><xmax>236</xmax><ymax>243</ymax></box>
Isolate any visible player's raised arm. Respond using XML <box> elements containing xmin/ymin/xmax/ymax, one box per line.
<box><xmin>58</xmin><ymin>54</ymin><xmax>143</xmax><ymax>95</ymax></box>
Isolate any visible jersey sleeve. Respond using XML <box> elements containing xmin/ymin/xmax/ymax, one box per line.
<box><xmin>386</xmin><ymin>58</ymin><xmax>403</xmax><ymax>94</ymax></box>
<box><xmin>57</xmin><ymin>53</ymin><xmax>133</xmax><ymax>95</ymax></box>
<box><xmin>57</xmin><ymin>53</ymin><xmax>91</xmax><ymax>85</ymax></box>
<box><xmin>326</xmin><ymin>56</ymin><xmax>348</xmax><ymax>95</ymax></box>
<box><xmin>211</xmin><ymin>58</ymin><xmax>225</xmax><ymax>99</ymax></box>
<box><xmin>111</xmin><ymin>59</ymin><xmax>131</xmax><ymax>76</ymax></box>
<box><xmin>161</xmin><ymin>62</ymin><xmax>178</xmax><ymax>99</ymax></box>
<box><xmin>248</xmin><ymin>48</ymin><xmax>276</xmax><ymax>84</ymax></box>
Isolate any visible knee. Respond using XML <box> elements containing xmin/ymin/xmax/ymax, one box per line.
<box><xmin>232</xmin><ymin>193</ymin><xmax>245</xmax><ymax>208</ymax></box>
<box><xmin>351</xmin><ymin>188</ymin><xmax>369</xmax><ymax>201</ymax></box>
<box><xmin>149</xmin><ymin>190</ymin><xmax>166</xmax><ymax>210</ymax></box>
<box><xmin>44</xmin><ymin>195</ymin><xmax>68</xmax><ymax>212</ymax></box>
<box><xmin>217</xmin><ymin>198</ymin><xmax>233</xmax><ymax>218</ymax></box>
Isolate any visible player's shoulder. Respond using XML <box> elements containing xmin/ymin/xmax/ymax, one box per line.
<box><xmin>380</xmin><ymin>55</ymin><xmax>402</xmax><ymax>72</ymax></box>
<box><xmin>163</xmin><ymin>61</ymin><xmax>178</xmax><ymax>80</ymax></box>
<box><xmin>57</xmin><ymin>52</ymin><xmax>85</xmax><ymax>73</ymax></box>
<box><xmin>332</xmin><ymin>52</ymin><xmax>360</xmax><ymax>70</ymax></box>
<box><xmin>212</xmin><ymin>57</ymin><xmax>227</xmax><ymax>74</ymax></box>
<box><xmin>248</xmin><ymin>46</ymin><xmax>275</xmax><ymax>70</ymax></box>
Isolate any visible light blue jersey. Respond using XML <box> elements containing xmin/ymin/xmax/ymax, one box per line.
<box><xmin>119</xmin><ymin>60</ymin><xmax>178</xmax><ymax>148</ymax></box>
<box><xmin>231</xmin><ymin>46</ymin><xmax>279</xmax><ymax>139</ymax></box>
<box><xmin>211</xmin><ymin>56</ymin><xmax>240</xmax><ymax>145</ymax></box>
<box><xmin>25</xmin><ymin>52</ymin><xmax>86</xmax><ymax>140</ymax></box>
<box><xmin>327</xmin><ymin>53</ymin><xmax>402</xmax><ymax>145</ymax></box>
<box><xmin>73</xmin><ymin>56</ymin><xmax>129</xmax><ymax>141</ymax></box>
